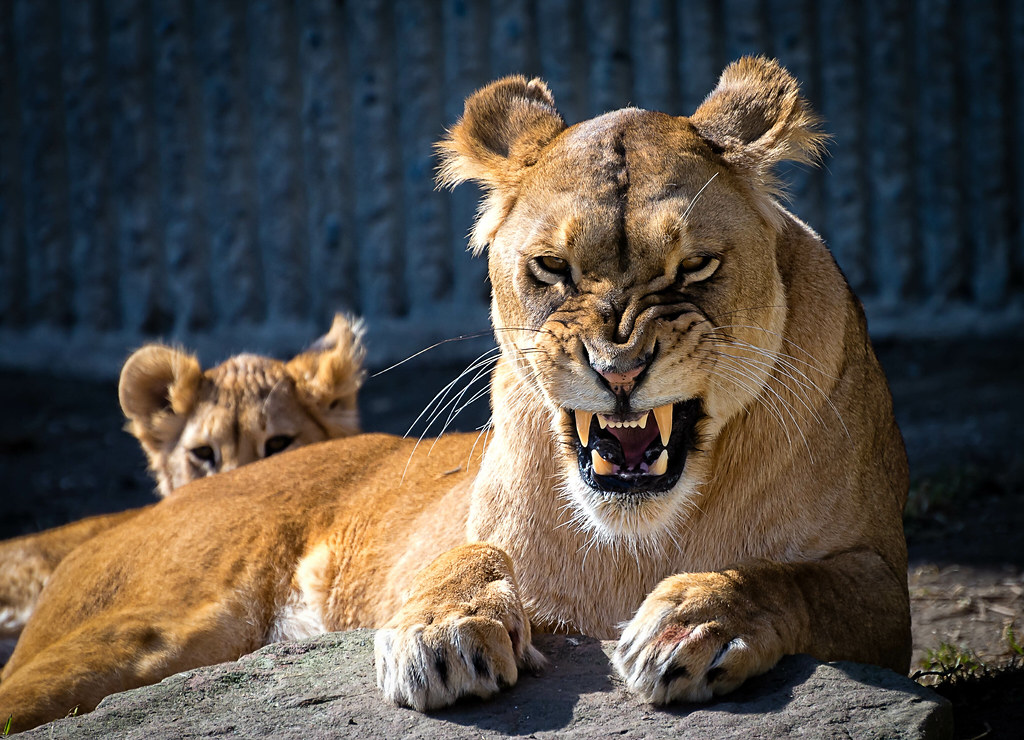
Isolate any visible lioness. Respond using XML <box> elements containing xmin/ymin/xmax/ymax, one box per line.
<box><xmin>0</xmin><ymin>57</ymin><xmax>909</xmax><ymax>732</ymax></box>
<box><xmin>0</xmin><ymin>315</ymin><xmax>365</xmax><ymax>655</ymax></box>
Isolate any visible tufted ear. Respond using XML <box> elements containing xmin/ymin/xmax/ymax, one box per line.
<box><xmin>437</xmin><ymin>75</ymin><xmax>566</xmax><ymax>252</ymax></box>
<box><xmin>286</xmin><ymin>313</ymin><xmax>367</xmax><ymax>438</ymax></box>
<box><xmin>119</xmin><ymin>345</ymin><xmax>203</xmax><ymax>483</ymax></box>
<box><xmin>690</xmin><ymin>56</ymin><xmax>827</xmax><ymax>204</ymax></box>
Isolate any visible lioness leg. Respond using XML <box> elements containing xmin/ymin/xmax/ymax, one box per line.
<box><xmin>613</xmin><ymin>550</ymin><xmax>911</xmax><ymax>703</ymax></box>
<box><xmin>375</xmin><ymin>542</ymin><xmax>543</xmax><ymax>710</ymax></box>
<box><xmin>0</xmin><ymin>508</ymin><xmax>148</xmax><ymax>652</ymax></box>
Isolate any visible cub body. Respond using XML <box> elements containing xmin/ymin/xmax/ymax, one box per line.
<box><xmin>0</xmin><ymin>315</ymin><xmax>365</xmax><ymax>655</ymax></box>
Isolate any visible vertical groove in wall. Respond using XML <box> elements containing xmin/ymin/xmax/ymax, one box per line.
<box><xmin>395</xmin><ymin>0</ymin><xmax>451</xmax><ymax>314</ymax></box>
<box><xmin>61</xmin><ymin>1</ymin><xmax>115</xmax><ymax>332</ymax></box>
<box><xmin>107</xmin><ymin>0</ymin><xmax>165</xmax><ymax>334</ymax></box>
<box><xmin>15</xmin><ymin>0</ymin><xmax>72</xmax><ymax>327</ymax></box>
<box><xmin>964</xmin><ymin>0</ymin><xmax>1012</xmax><ymax>309</ymax></box>
<box><xmin>767</xmin><ymin>0</ymin><xmax>822</xmax><ymax>231</ymax></box>
<box><xmin>914</xmin><ymin>0</ymin><xmax>963</xmax><ymax>307</ymax></box>
<box><xmin>195</xmin><ymin>0</ymin><xmax>259</xmax><ymax>327</ymax></box>
<box><xmin>246</xmin><ymin>1</ymin><xmax>306</xmax><ymax>324</ymax></box>
<box><xmin>0</xmin><ymin>0</ymin><xmax>26</xmax><ymax>327</ymax></box>
<box><xmin>296</xmin><ymin>0</ymin><xmax>357</xmax><ymax>323</ymax></box>
<box><xmin>490</xmin><ymin>0</ymin><xmax>536</xmax><ymax>78</ymax></box>
<box><xmin>348</xmin><ymin>0</ymin><xmax>404</xmax><ymax>319</ymax></box>
<box><xmin>865</xmin><ymin>0</ymin><xmax>916</xmax><ymax>306</ymax></box>
<box><xmin>631</xmin><ymin>0</ymin><xmax>677</xmax><ymax>115</ymax></box>
<box><xmin>677</xmin><ymin>0</ymin><xmax>722</xmax><ymax>114</ymax></box>
<box><xmin>536</xmin><ymin>0</ymin><xmax>584</xmax><ymax>123</ymax></box>
<box><xmin>152</xmin><ymin>0</ymin><xmax>209</xmax><ymax>334</ymax></box>
<box><xmin>723</xmin><ymin>0</ymin><xmax>766</xmax><ymax>61</ymax></box>
<box><xmin>584</xmin><ymin>0</ymin><xmax>631</xmax><ymax>117</ymax></box>
<box><xmin>442</xmin><ymin>0</ymin><xmax>490</xmax><ymax>308</ymax></box>
<box><xmin>1012</xmin><ymin>1</ymin><xmax>1024</xmax><ymax>301</ymax></box>
<box><xmin>817</xmin><ymin>1</ymin><xmax>867</xmax><ymax>293</ymax></box>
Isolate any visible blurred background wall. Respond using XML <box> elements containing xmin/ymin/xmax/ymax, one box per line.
<box><xmin>1</xmin><ymin>0</ymin><xmax>1022</xmax><ymax>374</ymax></box>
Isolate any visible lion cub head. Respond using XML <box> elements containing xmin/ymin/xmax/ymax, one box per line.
<box><xmin>440</xmin><ymin>58</ymin><xmax>828</xmax><ymax>539</ymax></box>
<box><xmin>118</xmin><ymin>314</ymin><xmax>366</xmax><ymax>497</ymax></box>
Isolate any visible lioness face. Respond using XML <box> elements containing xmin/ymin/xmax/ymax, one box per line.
<box><xmin>489</xmin><ymin>113</ymin><xmax>786</xmax><ymax>536</ymax></box>
<box><xmin>440</xmin><ymin>63</ymin><xmax>823</xmax><ymax>539</ymax></box>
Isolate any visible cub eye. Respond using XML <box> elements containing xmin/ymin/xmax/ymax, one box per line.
<box><xmin>531</xmin><ymin>255</ymin><xmax>572</xmax><ymax>285</ymax></box>
<box><xmin>677</xmin><ymin>254</ymin><xmax>720</xmax><ymax>283</ymax></box>
<box><xmin>189</xmin><ymin>445</ymin><xmax>215</xmax><ymax>464</ymax></box>
<box><xmin>264</xmin><ymin>435</ymin><xmax>295</xmax><ymax>458</ymax></box>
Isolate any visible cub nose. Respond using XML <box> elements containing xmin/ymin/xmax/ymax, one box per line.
<box><xmin>593</xmin><ymin>363</ymin><xmax>647</xmax><ymax>396</ymax></box>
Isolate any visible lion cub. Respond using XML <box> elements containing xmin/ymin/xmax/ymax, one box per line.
<box><xmin>0</xmin><ymin>315</ymin><xmax>365</xmax><ymax>656</ymax></box>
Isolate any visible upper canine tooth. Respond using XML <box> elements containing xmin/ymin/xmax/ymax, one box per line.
<box><xmin>591</xmin><ymin>449</ymin><xmax>616</xmax><ymax>476</ymax></box>
<box><xmin>575</xmin><ymin>410</ymin><xmax>593</xmax><ymax>447</ymax></box>
<box><xmin>653</xmin><ymin>404</ymin><xmax>673</xmax><ymax>447</ymax></box>
<box><xmin>649</xmin><ymin>449</ymin><xmax>669</xmax><ymax>476</ymax></box>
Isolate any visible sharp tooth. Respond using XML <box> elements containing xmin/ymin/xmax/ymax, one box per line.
<box><xmin>649</xmin><ymin>449</ymin><xmax>669</xmax><ymax>476</ymax></box>
<box><xmin>597</xmin><ymin>415</ymin><xmax>608</xmax><ymax>430</ymax></box>
<box><xmin>638</xmin><ymin>412</ymin><xmax>649</xmax><ymax>429</ymax></box>
<box><xmin>591</xmin><ymin>449</ymin><xmax>616</xmax><ymax>476</ymax></box>
<box><xmin>575</xmin><ymin>410</ymin><xmax>593</xmax><ymax>447</ymax></box>
<box><xmin>653</xmin><ymin>404</ymin><xmax>673</xmax><ymax>447</ymax></box>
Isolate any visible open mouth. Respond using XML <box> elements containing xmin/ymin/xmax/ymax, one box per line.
<box><xmin>568</xmin><ymin>399</ymin><xmax>702</xmax><ymax>494</ymax></box>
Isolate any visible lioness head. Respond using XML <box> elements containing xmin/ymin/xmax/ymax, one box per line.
<box><xmin>440</xmin><ymin>57</ymin><xmax>828</xmax><ymax>539</ymax></box>
<box><xmin>118</xmin><ymin>314</ymin><xmax>366</xmax><ymax>497</ymax></box>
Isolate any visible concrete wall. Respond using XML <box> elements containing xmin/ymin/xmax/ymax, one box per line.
<box><xmin>1</xmin><ymin>0</ymin><xmax>1022</xmax><ymax>374</ymax></box>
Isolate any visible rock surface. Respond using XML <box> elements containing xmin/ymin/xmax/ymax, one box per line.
<box><xmin>21</xmin><ymin>630</ymin><xmax>951</xmax><ymax>739</ymax></box>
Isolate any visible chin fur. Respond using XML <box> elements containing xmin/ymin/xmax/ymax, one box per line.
<box><xmin>557</xmin><ymin>463</ymin><xmax>706</xmax><ymax>543</ymax></box>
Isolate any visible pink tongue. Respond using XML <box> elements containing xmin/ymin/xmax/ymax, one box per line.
<box><xmin>606</xmin><ymin>425</ymin><xmax>660</xmax><ymax>468</ymax></box>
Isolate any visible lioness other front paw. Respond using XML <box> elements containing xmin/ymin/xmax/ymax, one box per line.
<box><xmin>612</xmin><ymin>572</ymin><xmax>781</xmax><ymax>704</ymax></box>
<box><xmin>375</xmin><ymin>579</ymin><xmax>543</xmax><ymax>711</ymax></box>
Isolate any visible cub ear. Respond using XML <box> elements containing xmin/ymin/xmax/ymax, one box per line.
<box><xmin>690</xmin><ymin>56</ymin><xmax>827</xmax><ymax>188</ymax></box>
<box><xmin>286</xmin><ymin>314</ymin><xmax>367</xmax><ymax>437</ymax></box>
<box><xmin>119</xmin><ymin>344</ymin><xmax>203</xmax><ymax>461</ymax></box>
<box><xmin>437</xmin><ymin>76</ymin><xmax>566</xmax><ymax>252</ymax></box>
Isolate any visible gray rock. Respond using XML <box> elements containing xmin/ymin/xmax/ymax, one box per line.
<box><xmin>21</xmin><ymin>631</ymin><xmax>951</xmax><ymax>739</ymax></box>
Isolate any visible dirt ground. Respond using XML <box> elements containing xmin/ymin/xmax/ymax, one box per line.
<box><xmin>1</xmin><ymin>336</ymin><xmax>1022</xmax><ymax>737</ymax></box>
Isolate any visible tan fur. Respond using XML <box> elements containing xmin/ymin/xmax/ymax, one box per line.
<box><xmin>0</xmin><ymin>315</ymin><xmax>366</xmax><ymax>658</ymax></box>
<box><xmin>0</xmin><ymin>58</ymin><xmax>909</xmax><ymax>732</ymax></box>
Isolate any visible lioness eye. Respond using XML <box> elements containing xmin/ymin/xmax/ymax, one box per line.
<box><xmin>676</xmin><ymin>254</ymin><xmax>720</xmax><ymax>283</ymax></box>
<box><xmin>264</xmin><ymin>435</ymin><xmax>295</xmax><ymax>457</ymax></box>
<box><xmin>189</xmin><ymin>445</ymin><xmax>215</xmax><ymax>464</ymax></box>
<box><xmin>536</xmin><ymin>255</ymin><xmax>570</xmax><ymax>275</ymax></box>
<box><xmin>680</xmin><ymin>255</ymin><xmax>711</xmax><ymax>272</ymax></box>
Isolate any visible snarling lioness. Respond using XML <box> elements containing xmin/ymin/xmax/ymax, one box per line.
<box><xmin>0</xmin><ymin>315</ymin><xmax>365</xmax><ymax>656</ymax></box>
<box><xmin>0</xmin><ymin>58</ymin><xmax>909</xmax><ymax>732</ymax></box>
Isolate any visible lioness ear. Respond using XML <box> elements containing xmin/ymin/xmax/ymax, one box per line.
<box><xmin>437</xmin><ymin>75</ymin><xmax>566</xmax><ymax>252</ymax></box>
<box><xmin>119</xmin><ymin>344</ymin><xmax>203</xmax><ymax>460</ymax></box>
<box><xmin>690</xmin><ymin>56</ymin><xmax>826</xmax><ymax>192</ymax></box>
<box><xmin>287</xmin><ymin>314</ymin><xmax>367</xmax><ymax>437</ymax></box>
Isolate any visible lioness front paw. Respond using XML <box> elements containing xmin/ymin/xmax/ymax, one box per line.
<box><xmin>375</xmin><ymin>578</ymin><xmax>543</xmax><ymax>711</ymax></box>
<box><xmin>612</xmin><ymin>572</ymin><xmax>781</xmax><ymax>704</ymax></box>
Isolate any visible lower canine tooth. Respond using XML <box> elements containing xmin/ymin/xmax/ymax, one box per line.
<box><xmin>649</xmin><ymin>449</ymin><xmax>669</xmax><ymax>476</ymax></box>
<box><xmin>653</xmin><ymin>404</ymin><xmax>673</xmax><ymax>447</ymax></box>
<box><xmin>575</xmin><ymin>410</ymin><xmax>593</xmax><ymax>447</ymax></box>
<box><xmin>591</xmin><ymin>449</ymin><xmax>616</xmax><ymax>476</ymax></box>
